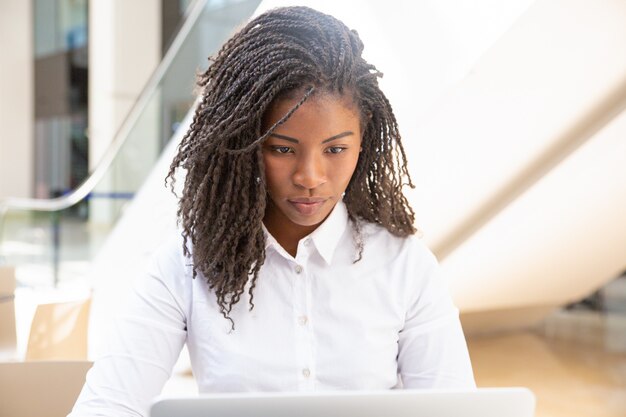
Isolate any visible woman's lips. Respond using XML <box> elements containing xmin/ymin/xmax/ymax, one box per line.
<box><xmin>288</xmin><ymin>199</ymin><xmax>327</xmax><ymax>216</ymax></box>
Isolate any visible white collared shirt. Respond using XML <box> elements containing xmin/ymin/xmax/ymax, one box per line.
<box><xmin>70</xmin><ymin>201</ymin><xmax>475</xmax><ymax>417</ymax></box>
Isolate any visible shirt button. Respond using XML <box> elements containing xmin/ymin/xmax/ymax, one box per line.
<box><xmin>295</xmin><ymin>265</ymin><xmax>303</xmax><ymax>274</ymax></box>
<box><xmin>298</xmin><ymin>315</ymin><xmax>308</xmax><ymax>326</ymax></box>
<box><xmin>302</xmin><ymin>368</ymin><xmax>311</xmax><ymax>378</ymax></box>
<box><xmin>304</xmin><ymin>239</ymin><xmax>311</xmax><ymax>246</ymax></box>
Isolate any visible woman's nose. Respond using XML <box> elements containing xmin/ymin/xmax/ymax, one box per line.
<box><xmin>292</xmin><ymin>153</ymin><xmax>327</xmax><ymax>189</ymax></box>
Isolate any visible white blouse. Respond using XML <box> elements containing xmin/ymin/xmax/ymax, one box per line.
<box><xmin>70</xmin><ymin>201</ymin><xmax>475</xmax><ymax>417</ymax></box>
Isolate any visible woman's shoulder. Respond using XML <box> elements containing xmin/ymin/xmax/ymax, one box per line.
<box><xmin>356</xmin><ymin>222</ymin><xmax>443</xmax><ymax>303</ymax></box>
<box><xmin>146</xmin><ymin>230</ymin><xmax>194</xmax><ymax>288</ymax></box>
<box><xmin>360</xmin><ymin>221</ymin><xmax>436</xmax><ymax>266</ymax></box>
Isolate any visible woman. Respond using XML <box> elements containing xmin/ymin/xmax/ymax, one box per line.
<box><xmin>70</xmin><ymin>6</ymin><xmax>475</xmax><ymax>417</ymax></box>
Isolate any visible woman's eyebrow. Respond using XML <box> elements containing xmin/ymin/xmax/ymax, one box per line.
<box><xmin>269</xmin><ymin>131</ymin><xmax>354</xmax><ymax>144</ymax></box>
<box><xmin>269</xmin><ymin>133</ymin><xmax>299</xmax><ymax>143</ymax></box>
<box><xmin>322</xmin><ymin>131</ymin><xmax>354</xmax><ymax>143</ymax></box>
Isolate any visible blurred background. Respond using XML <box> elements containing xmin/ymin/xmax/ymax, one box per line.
<box><xmin>0</xmin><ymin>1</ymin><xmax>624</xmax><ymax>416</ymax></box>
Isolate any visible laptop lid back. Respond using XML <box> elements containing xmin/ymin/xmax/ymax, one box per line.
<box><xmin>150</xmin><ymin>387</ymin><xmax>535</xmax><ymax>417</ymax></box>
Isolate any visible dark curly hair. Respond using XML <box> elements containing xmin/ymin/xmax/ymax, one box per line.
<box><xmin>166</xmin><ymin>6</ymin><xmax>416</xmax><ymax>327</ymax></box>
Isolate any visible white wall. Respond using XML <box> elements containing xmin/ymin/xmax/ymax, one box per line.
<box><xmin>0</xmin><ymin>0</ymin><xmax>34</xmax><ymax>199</ymax></box>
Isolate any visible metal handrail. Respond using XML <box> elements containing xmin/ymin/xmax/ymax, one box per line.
<box><xmin>0</xmin><ymin>0</ymin><xmax>208</xmax><ymax>213</ymax></box>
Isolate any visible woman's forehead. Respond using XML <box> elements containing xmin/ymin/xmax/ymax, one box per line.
<box><xmin>266</xmin><ymin>89</ymin><xmax>359</xmax><ymax>120</ymax></box>
<box><xmin>264</xmin><ymin>93</ymin><xmax>361</xmax><ymax>131</ymax></box>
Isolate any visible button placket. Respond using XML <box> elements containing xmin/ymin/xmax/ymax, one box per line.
<box><xmin>291</xmin><ymin>259</ymin><xmax>315</xmax><ymax>389</ymax></box>
<box><xmin>301</xmin><ymin>264</ymin><xmax>317</xmax><ymax>390</ymax></box>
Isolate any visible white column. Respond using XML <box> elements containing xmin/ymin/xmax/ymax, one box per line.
<box><xmin>88</xmin><ymin>0</ymin><xmax>161</xmax><ymax>224</ymax></box>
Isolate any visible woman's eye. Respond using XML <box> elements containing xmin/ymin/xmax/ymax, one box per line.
<box><xmin>272</xmin><ymin>146</ymin><xmax>293</xmax><ymax>154</ymax></box>
<box><xmin>326</xmin><ymin>147</ymin><xmax>346</xmax><ymax>154</ymax></box>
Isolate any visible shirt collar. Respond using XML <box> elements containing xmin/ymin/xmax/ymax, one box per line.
<box><xmin>262</xmin><ymin>199</ymin><xmax>349</xmax><ymax>265</ymax></box>
<box><xmin>308</xmin><ymin>199</ymin><xmax>348</xmax><ymax>265</ymax></box>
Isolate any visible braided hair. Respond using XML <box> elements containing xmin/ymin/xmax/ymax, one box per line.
<box><xmin>166</xmin><ymin>6</ymin><xmax>416</xmax><ymax>327</ymax></box>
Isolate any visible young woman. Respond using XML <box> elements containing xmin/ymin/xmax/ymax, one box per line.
<box><xmin>70</xmin><ymin>6</ymin><xmax>475</xmax><ymax>417</ymax></box>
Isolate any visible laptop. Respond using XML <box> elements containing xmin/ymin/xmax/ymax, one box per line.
<box><xmin>150</xmin><ymin>387</ymin><xmax>535</xmax><ymax>417</ymax></box>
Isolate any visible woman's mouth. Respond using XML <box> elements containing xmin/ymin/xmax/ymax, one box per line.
<box><xmin>288</xmin><ymin>198</ymin><xmax>327</xmax><ymax>216</ymax></box>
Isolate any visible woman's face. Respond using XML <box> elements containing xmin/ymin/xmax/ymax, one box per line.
<box><xmin>262</xmin><ymin>92</ymin><xmax>362</xmax><ymax>236</ymax></box>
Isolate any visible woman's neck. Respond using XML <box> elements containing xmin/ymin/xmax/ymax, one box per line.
<box><xmin>263</xmin><ymin>210</ymin><xmax>318</xmax><ymax>258</ymax></box>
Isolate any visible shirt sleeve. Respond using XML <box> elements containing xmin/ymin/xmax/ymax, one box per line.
<box><xmin>68</xmin><ymin>239</ymin><xmax>189</xmax><ymax>417</ymax></box>
<box><xmin>397</xmin><ymin>240</ymin><xmax>476</xmax><ymax>389</ymax></box>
